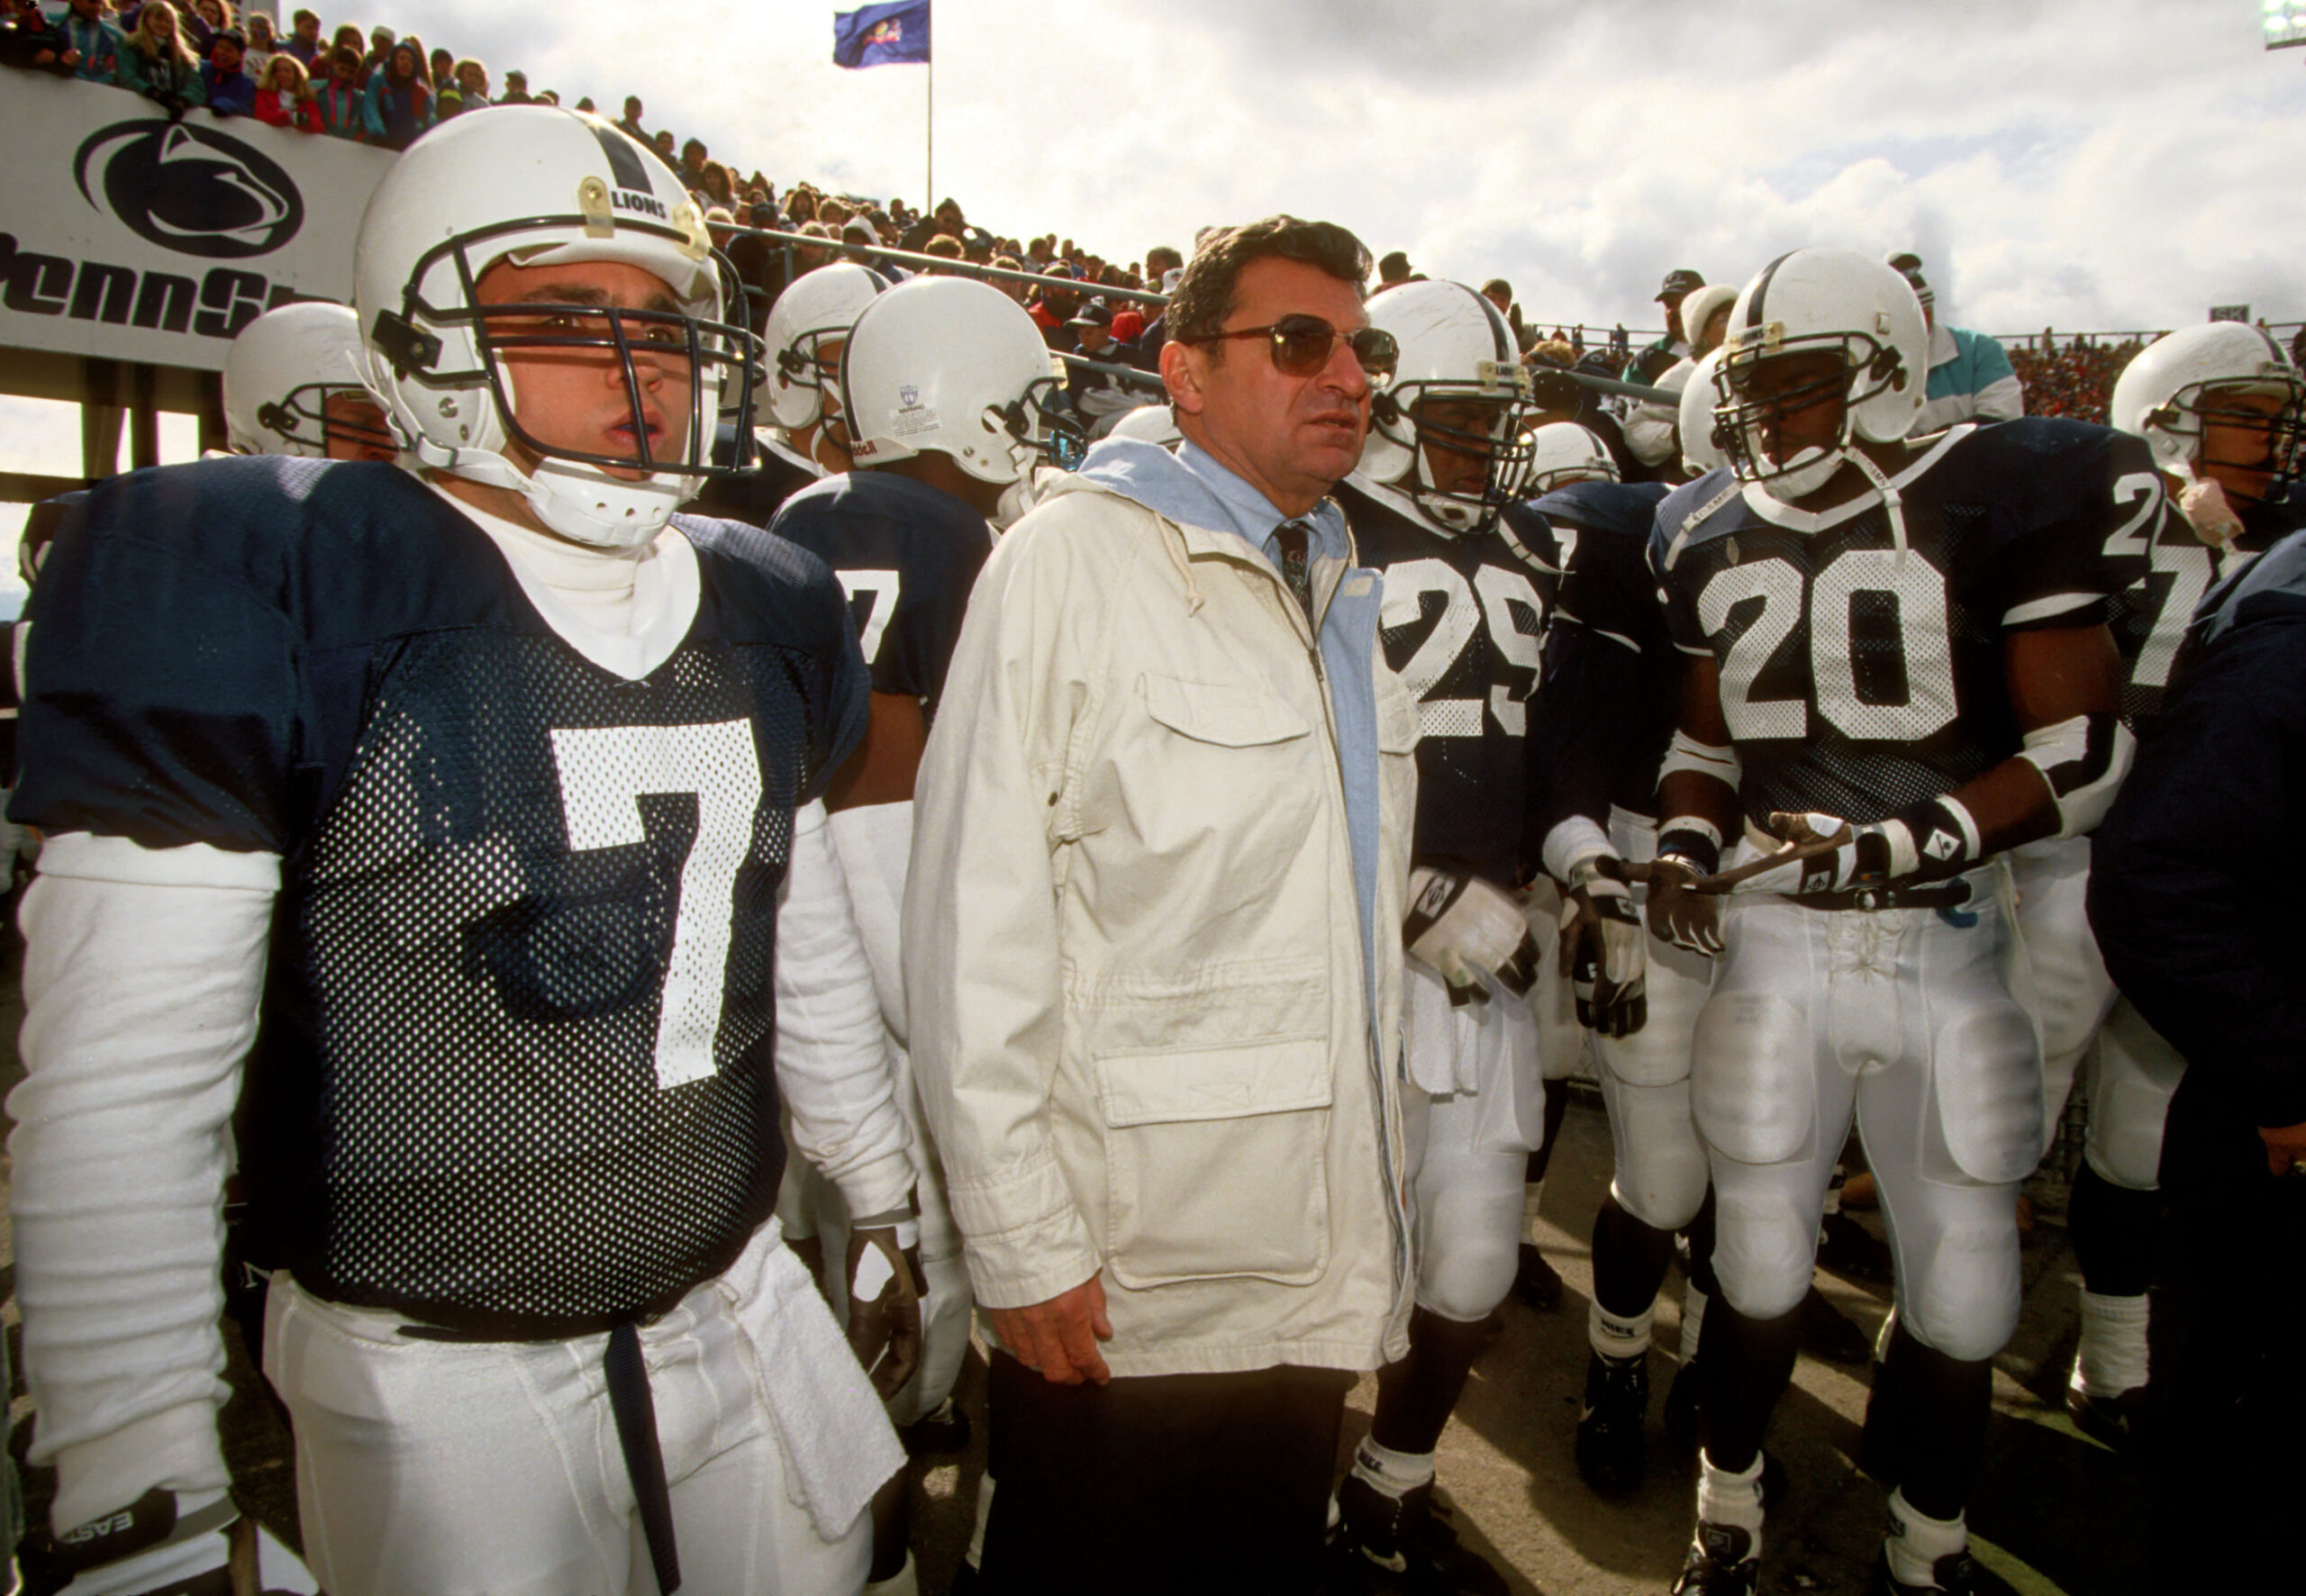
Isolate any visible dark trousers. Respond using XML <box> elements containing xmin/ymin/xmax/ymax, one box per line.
<box><xmin>980</xmin><ymin>1351</ymin><xmax>1352</xmax><ymax>1594</ymax></box>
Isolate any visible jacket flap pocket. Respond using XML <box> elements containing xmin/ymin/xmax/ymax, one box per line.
<box><xmin>1141</xmin><ymin>674</ymin><xmax>1311</xmax><ymax>748</ymax></box>
<box><xmin>1096</xmin><ymin>1038</ymin><xmax>1331</xmax><ymax>1128</ymax></box>
<box><xmin>1375</xmin><ymin>675</ymin><xmax>1419</xmax><ymax>755</ymax></box>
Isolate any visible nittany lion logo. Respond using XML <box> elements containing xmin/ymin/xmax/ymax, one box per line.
<box><xmin>74</xmin><ymin>119</ymin><xmax>304</xmax><ymax>260</ymax></box>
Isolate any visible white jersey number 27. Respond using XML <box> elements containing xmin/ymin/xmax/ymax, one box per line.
<box><xmin>551</xmin><ymin>721</ymin><xmax>764</xmax><ymax>1091</ymax></box>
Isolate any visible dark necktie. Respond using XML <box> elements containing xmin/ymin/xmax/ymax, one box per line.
<box><xmin>1274</xmin><ymin>519</ymin><xmax>1315</xmax><ymax>628</ymax></box>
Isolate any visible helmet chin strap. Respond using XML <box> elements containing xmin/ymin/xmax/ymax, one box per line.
<box><xmin>1848</xmin><ymin>448</ymin><xmax>1911</xmax><ymax>567</ymax></box>
<box><xmin>1361</xmin><ymin>473</ymin><xmax>1467</xmax><ymax>539</ymax></box>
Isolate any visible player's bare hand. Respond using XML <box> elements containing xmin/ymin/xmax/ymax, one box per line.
<box><xmin>990</xmin><ymin>1274</ymin><xmax>1113</xmax><ymax>1386</ymax></box>
<box><xmin>1646</xmin><ymin>857</ymin><xmax>1722</xmax><ymax>957</ymax></box>
<box><xmin>1559</xmin><ymin>856</ymin><xmax>1648</xmax><ymax>1037</ymax></box>
<box><xmin>845</xmin><ymin>1224</ymin><xmax>926</xmax><ymax>1401</ymax></box>
<box><xmin>2259</xmin><ymin>1118</ymin><xmax>2306</xmax><ymax>1181</ymax></box>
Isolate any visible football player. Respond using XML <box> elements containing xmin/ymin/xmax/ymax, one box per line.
<box><xmin>2010</xmin><ymin>321</ymin><xmax>2306</xmax><ymax>1451</ymax></box>
<box><xmin>1647</xmin><ymin>249</ymin><xmax>2132</xmax><ymax>1596</ymax></box>
<box><xmin>1328</xmin><ymin>278</ymin><xmax>1546</xmax><ymax>1596</ymax></box>
<box><xmin>693</xmin><ymin>261</ymin><xmax>888</xmax><ymax>526</ymax></box>
<box><xmin>8</xmin><ymin>107</ymin><xmax>918</xmax><ymax>1596</ymax></box>
<box><xmin>221</xmin><ymin>300</ymin><xmax>401</xmax><ymax>462</ymax></box>
<box><xmin>767</xmin><ymin>274</ymin><xmax>1082</xmax><ymax>1596</ymax></box>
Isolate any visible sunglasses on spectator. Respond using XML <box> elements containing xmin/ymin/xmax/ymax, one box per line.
<box><xmin>1185</xmin><ymin>314</ymin><xmax>1398</xmax><ymax>380</ymax></box>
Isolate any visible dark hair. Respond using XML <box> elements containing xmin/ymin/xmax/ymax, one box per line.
<box><xmin>1167</xmin><ymin>216</ymin><xmax>1370</xmax><ymax>345</ymax></box>
<box><xmin>1145</xmin><ymin>245</ymin><xmax>1183</xmax><ymax>277</ymax></box>
<box><xmin>330</xmin><ymin>42</ymin><xmax>360</xmax><ymax>72</ymax></box>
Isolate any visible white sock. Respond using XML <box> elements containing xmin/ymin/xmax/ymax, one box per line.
<box><xmin>1522</xmin><ymin>1180</ymin><xmax>1547</xmax><ymax>1246</ymax></box>
<box><xmin>964</xmin><ymin>1474</ymin><xmax>994</xmax><ymax>1569</ymax></box>
<box><xmin>863</xmin><ymin>1552</ymin><xmax>919</xmax><ymax>1596</ymax></box>
<box><xmin>1822</xmin><ymin>1162</ymin><xmax>1846</xmax><ymax>1219</ymax></box>
<box><xmin>2074</xmin><ymin>1289</ymin><xmax>2151</xmax><ymax>1397</ymax></box>
<box><xmin>1352</xmin><ymin>1435</ymin><xmax>1436</xmax><ymax>1501</ymax></box>
<box><xmin>1884</xmin><ymin>1488</ymin><xmax>1966</xmax><ymax>1587</ymax></box>
<box><xmin>1697</xmin><ymin>1449</ymin><xmax>1765</xmax><ymax>1550</ymax></box>
<box><xmin>1680</xmin><ymin>1283</ymin><xmax>1709</xmax><ymax>1363</ymax></box>
<box><xmin>1591</xmin><ymin>1300</ymin><xmax>1656</xmax><ymax>1361</ymax></box>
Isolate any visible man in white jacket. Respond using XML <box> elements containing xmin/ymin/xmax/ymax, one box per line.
<box><xmin>906</xmin><ymin>215</ymin><xmax>1421</xmax><ymax>1593</ymax></box>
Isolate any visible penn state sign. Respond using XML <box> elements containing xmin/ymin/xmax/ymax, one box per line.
<box><xmin>2</xmin><ymin>73</ymin><xmax>394</xmax><ymax>372</ymax></box>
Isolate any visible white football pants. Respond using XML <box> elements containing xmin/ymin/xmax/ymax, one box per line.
<box><xmin>1693</xmin><ymin>887</ymin><xmax>2039</xmax><ymax>1362</ymax></box>
<box><xmin>265</xmin><ymin>1225</ymin><xmax>878</xmax><ymax>1596</ymax></box>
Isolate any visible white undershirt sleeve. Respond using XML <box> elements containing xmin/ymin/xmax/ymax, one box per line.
<box><xmin>9</xmin><ymin>834</ymin><xmax>277</xmax><ymax>1533</ymax></box>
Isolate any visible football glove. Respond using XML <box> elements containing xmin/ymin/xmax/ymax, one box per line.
<box><xmin>846</xmin><ymin>1211</ymin><xmax>926</xmax><ymax>1402</ymax></box>
<box><xmin>1645</xmin><ymin>854</ymin><xmax>1722</xmax><ymax>957</ymax></box>
<box><xmin>21</xmin><ymin>1488</ymin><xmax>319</xmax><ymax>1596</ymax></box>
<box><xmin>1559</xmin><ymin>856</ymin><xmax>1647</xmax><ymax>1038</ymax></box>
<box><xmin>1404</xmin><ymin>867</ymin><xmax>1541</xmax><ymax>1005</ymax></box>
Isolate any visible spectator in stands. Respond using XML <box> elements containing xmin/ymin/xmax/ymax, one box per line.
<box><xmin>428</xmin><ymin>44</ymin><xmax>452</xmax><ymax>92</ymax></box>
<box><xmin>4</xmin><ymin>0</ymin><xmax>79</xmax><ymax>75</ymax></box>
<box><xmin>435</xmin><ymin>55</ymin><xmax>485</xmax><ymax>117</ymax></box>
<box><xmin>241</xmin><ymin>10</ymin><xmax>275</xmax><ymax>81</ymax></box>
<box><xmin>901</xmin><ymin>197</ymin><xmax>967</xmax><ymax>254</ymax></box>
<box><xmin>1064</xmin><ymin>300</ymin><xmax>1139</xmax><ymax>423</ymax></box>
<box><xmin>314</xmin><ymin>42</ymin><xmax>365</xmax><ymax>137</ymax></box>
<box><xmin>114</xmin><ymin>1</ymin><xmax>206</xmax><ymax>116</ymax></box>
<box><xmin>1482</xmin><ymin>277</ymin><xmax>1534</xmax><ymax>351</ymax></box>
<box><xmin>253</xmin><ymin>50</ymin><xmax>323</xmax><ymax>131</ymax></box>
<box><xmin>988</xmin><ymin>255</ymin><xmax>1029</xmax><ymax>305</ymax></box>
<box><xmin>285</xmin><ymin>7</ymin><xmax>321</xmax><ymax>67</ymax></box>
<box><xmin>724</xmin><ymin>200</ymin><xmax>785</xmax><ymax>335</ymax></box>
<box><xmin>200</xmin><ymin>26</ymin><xmax>255</xmax><ymax>115</ymax></box>
<box><xmin>652</xmin><ymin>128</ymin><xmax>676</xmax><ymax>162</ymax></box>
<box><xmin>785</xmin><ymin>186</ymin><xmax>821</xmax><ymax>224</ymax></box>
<box><xmin>696</xmin><ymin>160</ymin><xmax>735</xmax><ymax>208</ymax></box>
<box><xmin>400</xmin><ymin>32</ymin><xmax>431</xmax><ymax>90</ymax></box>
<box><xmin>182</xmin><ymin>0</ymin><xmax>229</xmax><ymax>59</ymax></box>
<box><xmin>329</xmin><ymin>22</ymin><xmax>362</xmax><ymax>78</ymax></box>
<box><xmin>59</xmin><ymin>0</ymin><xmax>122</xmax><ymax>81</ymax></box>
<box><xmin>498</xmin><ymin>68</ymin><xmax>531</xmax><ymax>104</ymax></box>
<box><xmin>360</xmin><ymin>37</ymin><xmax>432</xmax><ymax>150</ymax></box>
<box><xmin>359</xmin><ymin>23</ymin><xmax>394</xmax><ymax>84</ymax></box>
<box><xmin>1378</xmin><ymin>249</ymin><xmax>1413</xmax><ymax>286</ymax></box>
<box><xmin>1029</xmin><ymin>265</ymin><xmax>1082</xmax><ymax>352</ymax></box>
<box><xmin>575</xmin><ymin>94</ymin><xmax>595</xmax><ymax>113</ymax></box>
<box><xmin>1886</xmin><ymin>252</ymin><xmax>2025</xmax><ymax>429</ymax></box>
<box><xmin>1628</xmin><ymin>267</ymin><xmax>1702</xmax><ymax>382</ymax></box>
<box><xmin>794</xmin><ymin>220</ymin><xmax>838</xmax><ymax>272</ymax></box>
<box><xmin>616</xmin><ymin>93</ymin><xmax>648</xmax><ymax>141</ymax></box>
<box><xmin>679</xmin><ymin>137</ymin><xmax>710</xmax><ymax>191</ymax></box>
<box><xmin>920</xmin><ymin>234</ymin><xmax>964</xmax><ymax>276</ymax></box>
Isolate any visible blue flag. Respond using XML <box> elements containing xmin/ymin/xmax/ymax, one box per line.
<box><xmin>833</xmin><ymin>1</ymin><xmax>930</xmax><ymax>68</ymax></box>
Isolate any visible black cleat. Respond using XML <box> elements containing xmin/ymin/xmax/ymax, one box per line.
<box><xmin>1513</xmin><ymin>1243</ymin><xmax>1563</xmax><ymax>1311</ymax></box>
<box><xmin>2065</xmin><ymin>1377</ymin><xmax>2151</xmax><ymax>1456</ymax></box>
<box><xmin>1663</xmin><ymin>1358</ymin><xmax>1702</xmax><ymax>1451</ymax></box>
<box><xmin>902</xmin><ymin>1397</ymin><xmax>972</xmax><ymax>1456</ymax></box>
<box><xmin>1333</xmin><ymin>1474</ymin><xmax>1510</xmax><ymax>1596</ymax></box>
<box><xmin>1871</xmin><ymin>1547</ymin><xmax>2018</xmax><ymax>1595</ymax></box>
<box><xmin>1799</xmin><ymin>1283</ymin><xmax>1873</xmax><ymax>1365</ymax></box>
<box><xmin>1673</xmin><ymin>1522</ymin><xmax>1760</xmax><ymax>1596</ymax></box>
<box><xmin>1575</xmin><ymin>1352</ymin><xmax>1650</xmax><ymax>1495</ymax></box>
<box><xmin>1819</xmin><ymin>1212</ymin><xmax>1894</xmax><ymax>1283</ymax></box>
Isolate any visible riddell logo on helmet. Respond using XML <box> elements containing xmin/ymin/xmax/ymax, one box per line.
<box><xmin>613</xmin><ymin>190</ymin><xmax>667</xmax><ymax>221</ymax></box>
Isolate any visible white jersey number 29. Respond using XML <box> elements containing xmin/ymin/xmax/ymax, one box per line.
<box><xmin>551</xmin><ymin>721</ymin><xmax>763</xmax><ymax>1091</ymax></box>
<box><xmin>1699</xmin><ymin>549</ymin><xmax>1958</xmax><ymax>742</ymax></box>
<box><xmin>1381</xmin><ymin>558</ymin><xmax>1545</xmax><ymax>739</ymax></box>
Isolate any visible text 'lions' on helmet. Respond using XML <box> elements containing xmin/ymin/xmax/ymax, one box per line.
<box><xmin>1712</xmin><ymin>247</ymin><xmax>1927</xmax><ymax>501</ymax></box>
<box><xmin>1526</xmin><ymin>422</ymin><xmax>1620</xmax><ymax>495</ymax></box>
<box><xmin>839</xmin><ymin>276</ymin><xmax>1084</xmax><ymax>485</ymax></box>
<box><xmin>1678</xmin><ymin>349</ymin><xmax>1731</xmax><ymax>477</ymax></box>
<box><xmin>351</xmin><ymin>105</ymin><xmax>765</xmax><ymax>548</ymax></box>
<box><xmin>762</xmin><ymin>263</ymin><xmax>890</xmax><ymax>437</ymax></box>
<box><xmin>1357</xmin><ymin>278</ymin><xmax>1535</xmax><ymax>534</ymax></box>
<box><xmin>2109</xmin><ymin>321</ymin><xmax>2305</xmax><ymax>503</ymax></box>
<box><xmin>222</xmin><ymin>302</ymin><xmax>401</xmax><ymax>461</ymax></box>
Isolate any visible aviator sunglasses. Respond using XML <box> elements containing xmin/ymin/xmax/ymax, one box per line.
<box><xmin>1185</xmin><ymin>314</ymin><xmax>1400</xmax><ymax>381</ymax></box>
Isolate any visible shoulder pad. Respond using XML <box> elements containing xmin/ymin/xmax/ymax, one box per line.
<box><xmin>1648</xmin><ymin>468</ymin><xmax>1746</xmax><ymax>574</ymax></box>
<box><xmin>1532</xmin><ymin>479</ymin><xmax>1668</xmax><ymax>540</ymax></box>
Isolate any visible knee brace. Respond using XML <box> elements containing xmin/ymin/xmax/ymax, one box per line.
<box><xmin>1414</xmin><ymin>1162</ymin><xmax>1524</xmax><ymax>1322</ymax></box>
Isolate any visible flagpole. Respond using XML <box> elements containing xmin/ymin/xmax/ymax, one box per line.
<box><xmin>924</xmin><ymin>52</ymin><xmax>933</xmax><ymax>212</ymax></box>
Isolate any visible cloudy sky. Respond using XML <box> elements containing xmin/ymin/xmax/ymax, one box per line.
<box><xmin>374</xmin><ymin>0</ymin><xmax>2303</xmax><ymax>338</ymax></box>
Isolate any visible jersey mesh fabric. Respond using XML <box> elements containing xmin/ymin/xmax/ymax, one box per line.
<box><xmin>1341</xmin><ymin>481</ymin><xmax>1548</xmax><ymax>884</ymax></box>
<box><xmin>2106</xmin><ymin>485</ymin><xmax>2305</xmax><ymax>725</ymax></box>
<box><xmin>1652</xmin><ymin>421</ymin><xmax>2118</xmax><ymax>826</ymax></box>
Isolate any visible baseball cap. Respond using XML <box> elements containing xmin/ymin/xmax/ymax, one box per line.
<box><xmin>1656</xmin><ymin>268</ymin><xmax>1704</xmax><ymax>302</ymax></box>
<box><xmin>1068</xmin><ymin>298</ymin><xmax>1112</xmax><ymax>330</ymax></box>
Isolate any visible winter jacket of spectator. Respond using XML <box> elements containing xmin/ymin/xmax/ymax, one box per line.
<box><xmin>285</xmin><ymin>34</ymin><xmax>321</xmax><ymax>66</ymax></box>
<box><xmin>114</xmin><ymin>43</ymin><xmax>206</xmax><ymax>111</ymax></box>
<box><xmin>178</xmin><ymin>9</ymin><xmax>210</xmax><ymax>58</ymax></box>
<box><xmin>59</xmin><ymin>13</ymin><xmax>122</xmax><ymax>80</ymax></box>
<box><xmin>242</xmin><ymin>46</ymin><xmax>275</xmax><ymax>86</ymax></box>
<box><xmin>3</xmin><ymin>12</ymin><xmax>77</xmax><ymax>71</ymax></box>
<box><xmin>360</xmin><ymin>71</ymin><xmax>434</xmax><ymax>150</ymax></box>
<box><xmin>1917</xmin><ymin>322</ymin><xmax>2025</xmax><ymax>433</ymax></box>
<box><xmin>200</xmin><ymin>60</ymin><xmax>255</xmax><ymax>116</ymax></box>
<box><xmin>313</xmin><ymin>75</ymin><xmax>364</xmax><ymax>138</ymax></box>
<box><xmin>254</xmin><ymin>86</ymin><xmax>323</xmax><ymax>131</ymax></box>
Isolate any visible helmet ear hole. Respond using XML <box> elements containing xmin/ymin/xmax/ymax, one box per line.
<box><xmin>1371</xmin><ymin>390</ymin><xmax>1400</xmax><ymax>427</ymax></box>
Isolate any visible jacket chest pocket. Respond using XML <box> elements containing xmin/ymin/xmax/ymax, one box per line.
<box><xmin>1111</xmin><ymin>673</ymin><xmax>1321</xmax><ymax>904</ymax></box>
<box><xmin>1094</xmin><ymin>1038</ymin><xmax>1333</xmax><ymax>1289</ymax></box>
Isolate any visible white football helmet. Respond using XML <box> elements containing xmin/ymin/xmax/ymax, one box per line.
<box><xmin>1357</xmin><ymin>279</ymin><xmax>1533</xmax><ymax>533</ymax></box>
<box><xmin>1679</xmin><ymin>349</ymin><xmax>1730</xmax><ymax>476</ymax></box>
<box><xmin>352</xmin><ymin>106</ymin><xmax>763</xmax><ymax>548</ymax></box>
<box><xmin>2109</xmin><ymin>322</ymin><xmax>2303</xmax><ymax>502</ymax></box>
<box><xmin>1525</xmin><ymin>422</ymin><xmax>1619</xmax><ymax>495</ymax></box>
<box><xmin>223</xmin><ymin>302</ymin><xmax>400</xmax><ymax>459</ymax></box>
<box><xmin>840</xmin><ymin>277</ymin><xmax>1082</xmax><ymax>485</ymax></box>
<box><xmin>762</xmin><ymin>263</ymin><xmax>889</xmax><ymax>433</ymax></box>
<box><xmin>1712</xmin><ymin>248</ymin><xmax>1927</xmax><ymax>501</ymax></box>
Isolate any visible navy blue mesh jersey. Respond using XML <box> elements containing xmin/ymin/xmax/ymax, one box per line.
<box><xmin>2105</xmin><ymin>476</ymin><xmax>2306</xmax><ymax>724</ymax></box>
<box><xmin>1651</xmin><ymin>419</ymin><xmax>2121</xmax><ymax>826</ymax></box>
<box><xmin>1340</xmin><ymin>482</ymin><xmax>1556</xmax><ymax>885</ymax></box>
<box><xmin>767</xmin><ymin>469</ymin><xmax>994</xmax><ymax>721</ymax></box>
<box><xmin>1526</xmin><ymin>481</ymin><xmax>1675</xmax><ymax>846</ymax></box>
<box><xmin>13</xmin><ymin>457</ymin><xmax>868</xmax><ymax>1337</ymax></box>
